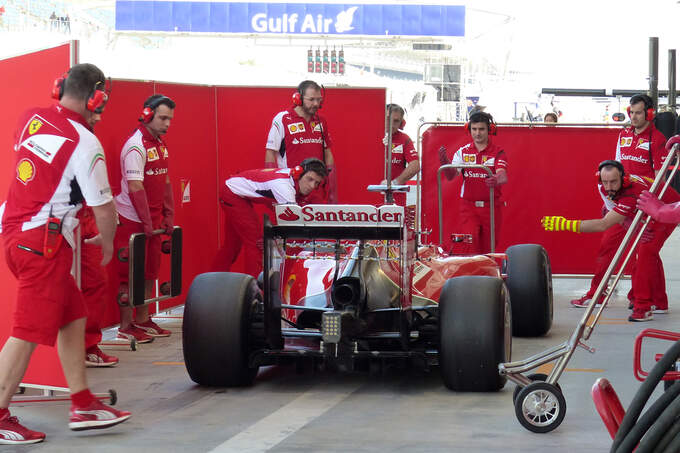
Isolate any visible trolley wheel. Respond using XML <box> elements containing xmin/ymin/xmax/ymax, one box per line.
<box><xmin>512</xmin><ymin>373</ymin><xmax>562</xmax><ymax>403</ymax></box>
<box><xmin>117</xmin><ymin>292</ymin><xmax>130</xmax><ymax>306</ymax></box>
<box><xmin>159</xmin><ymin>281</ymin><xmax>171</xmax><ymax>296</ymax></box>
<box><xmin>161</xmin><ymin>240</ymin><xmax>172</xmax><ymax>254</ymax></box>
<box><xmin>117</xmin><ymin>247</ymin><xmax>129</xmax><ymax>262</ymax></box>
<box><xmin>130</xmin><ymin>338</ymin><xmax>137</xmax><ymax>351</ymax></box>
<box><xmin>108</xmin><ymin>389</ymin><xmax>117</xmax><ymax>405</ymax></box>
<box><xmin>514</xmin><ymin>382</ymin><xmax>566</xmax><ymax>433</ymax></box>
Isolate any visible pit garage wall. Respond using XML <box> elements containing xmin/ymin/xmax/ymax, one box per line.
<box><xmin>0</xmin><ymin>43</ymin><xmax>71</xmax><ymax>387</ymax></box>
<box><xmin>421</xmin><ymin>125</ymin><xmax>621</xmax><ymax>274</ymax></box>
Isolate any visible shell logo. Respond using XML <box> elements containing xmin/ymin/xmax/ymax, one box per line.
<box><xmin>463</xmin><ymin>153</ymin><xmax>476</xmax><ymax>163</ymax></box>
<box><xmin>29</xmin><ymin>119</ymin><xmax>43</xmax><ymax>135</ymax></box>
<box><xmin>16</xmin><ymin>158</ymin><xmax>36</xmax><ymax>185</ymax></box>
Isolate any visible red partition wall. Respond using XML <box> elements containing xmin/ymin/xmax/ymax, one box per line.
<box><xmin>421</xmin><ymin>125</ymin><xmax>622</xmax><ymax>274</ymax></box>
<box><xmin>0</xmin><ymin>43</ymin><xmax>71</xmax><ymax>387</ymax></box>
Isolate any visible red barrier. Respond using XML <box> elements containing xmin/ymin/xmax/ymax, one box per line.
<box><xmin>0</xmin><ymin>43</ymin><xmax>71</xmax><ymax>388</ymax></box>
<box><xmin>420</xmin><ymin>124</ymin><xmax>622</xmax><ymax>274</ymax></box>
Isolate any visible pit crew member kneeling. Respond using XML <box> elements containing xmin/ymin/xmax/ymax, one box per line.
<box><xmin>542</xmin><ymin>160</ymin><xmax>680</xmax><ymax>322</ymax></box>
<box><xmin>211</xmin><ymin>158</ymin><xmax>327</xmax><ymax>277</ymax></box>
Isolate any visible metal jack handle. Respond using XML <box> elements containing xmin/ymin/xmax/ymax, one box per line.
<box><xmin>437</xmin><ymin>163</ymin><xmax>495</xmax><ymax>252</ymax></box>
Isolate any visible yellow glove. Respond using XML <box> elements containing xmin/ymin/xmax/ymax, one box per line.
<box><xmin>541</xmin><ymin>216</ymin><xmax>581</xmax><ymax>233</ymax></box>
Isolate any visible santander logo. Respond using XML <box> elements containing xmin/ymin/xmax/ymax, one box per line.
<box><xmin>278</xmin><ymin>206</ymin><xmax>300</xmax><ymax>222</ymax></box>
<box><xmin>275</xmin><ymin>204</ymin><xmax>404</xmax><ymax>227</ymax></box>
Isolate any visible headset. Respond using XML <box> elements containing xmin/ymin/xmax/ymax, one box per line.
<box><xmin>139</xmin><ymin>94</ymin><xmax>174</xmax><ymax>124</ymax></box>
<box><xmin>626</xmin><ymin>94</ymin><xmax>655</xmax><ymax>121</ymax></box>
<box><xmin>465</xmin><ymin>111</ymin><xmax>497</xmax><ymax>136</ymax></box>
<box><xmin>596</xmin><ymin>159</ymin><xmax>631</xmax><ymax>188</ymax></box>
<box><xmin>292</xmin><ymin>81</ymin><xmax>324</xmax><ymax>108</ymax></box>
<box><xmin>52</xmin><ymin>71</ymin><xmax>110</xmax><ymax>113</ymax></box>
<box><xmin>290</xmin><ymin>157</ymin><xmax>327</xmax><ymax>181</ymax></box>
<box><xmin>386</xmin><ymin>103</ymin><xmax>406</xmax><ymax>129</ymax></box>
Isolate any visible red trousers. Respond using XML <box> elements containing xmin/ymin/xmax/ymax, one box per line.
<box><xmin>632</xmin><ymin>222</ymin><xmax>675</xmax><ymax>311</ymax></box>
<box><xmin>79</xmin><ymin>208</ymin><xmax>108</xmax><ymax>349</ymax></box>
<box><xmin>211</xmin><ymin>185</ymin><xmax>264</xmax><ymax>278</ymax></box>
<box><xmin>586</xmin><ymin>224</ymin><xmax>635</xmax><ymax>301</ymax></box>
<box><xmin>454</xmin><ymin>199</ymin><xmax>503</xmax><ymax>254</ymax></box>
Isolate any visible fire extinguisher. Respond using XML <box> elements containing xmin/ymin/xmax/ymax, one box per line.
<box><xmin>307</xmin><ymin>47</ymin><xmax>313</xmax><ymax>73</ymax></box>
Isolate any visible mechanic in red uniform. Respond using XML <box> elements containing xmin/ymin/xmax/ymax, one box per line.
<box><xmin>542</xmin><ymin>160</ymin><xmax>680</xmax><ymax>322</ymax></box>
<box><xmin>571</xmin><ymin>94</ymin><xmax>666</xmax><ymax>308</ymax></box>
<box><xmin>438</xmin><ymin>112</ymin><xmax>507</xmax><ymax>254</ymax></box>
<box><xmin>265</xmin><ymin>80</ymin><xmax>337</xmax><ymax>204</ymax></box>
<box><xmin>212</xmin><ymin>158</ymin><xmax>327</xmax><ymax>277</ymax></box>
<box><xmin>0</xmin><ymin>64</ymin><xmax>130</xmax><ymax>445</ymax></box>
<box><xmin>381</xmin><ymin>104</ymin><xmax>419</xmax><ymax>207</ymax></box>
<box><xmin>77</xmin><ymin>110</ymin><xmax>119</xmax><ymax>368</ymax></box>
<box><xmin>114</xmin><ymin>94</ymin><xmax>176</xmax><ymax>343</ymax></box>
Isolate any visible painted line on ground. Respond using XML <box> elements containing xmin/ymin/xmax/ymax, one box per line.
<box><xmin>152</xmin><ymin>361</ymin><xmax>185</xmax><ymax>366</ymax></box>
<box><xmin>209</xmin><ymin>383</ymin><xmax>361</xmax><ymax>453</ymax></box>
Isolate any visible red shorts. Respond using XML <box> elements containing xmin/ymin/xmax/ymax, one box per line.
<box><xmin>4</xmin><ymin>228</ymin><xmax>86</xmax><ymax>346</ymax></box>
<box><xmin>114</xmin><ymin>215</ymin><xmax>161</xmax><ymax>281</ymax></box>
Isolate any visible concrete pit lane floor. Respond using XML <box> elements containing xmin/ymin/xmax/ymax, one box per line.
<box><xmin>10</xmin><ymin>230</ymin><xmax>680</xmax><ymax>452</ymax></box>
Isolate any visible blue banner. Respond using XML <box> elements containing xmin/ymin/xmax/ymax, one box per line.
<box><xmin>115</xmin><ymin>2</ymin><xmax>465</xmax><ymax>36</ymax></box>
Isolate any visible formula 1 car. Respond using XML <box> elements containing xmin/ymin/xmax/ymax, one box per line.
<box><xmin>182</xmin><ymin>200</ymin><xmax>553</xmax><ymax>391</ymax></box>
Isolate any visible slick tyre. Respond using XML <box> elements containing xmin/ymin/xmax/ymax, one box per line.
<box><xmin>506</xmin><ymin>244</ymin><xmax>553</xmax><ymax>337</ymax></box>
<box><xmin>439</xmin><ymin>276</ymin><xmax>510</xmax><ymax>391</ymax></box>
<box><xmin>183</xmin><ymin>272</ymin><xmax>260</xmax><ymax>386</ymax></box>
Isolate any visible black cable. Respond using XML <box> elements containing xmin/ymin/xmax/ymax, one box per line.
<box><xmin>611</xmin><ymin>340</ymin><xmax>680</xmax><ymax>452</ymax></box>
<box><xmin>660</xmin><ymin>425</ymin><xmax>680</xmax><ymax>453</ymax></box>
<box><xmin>653</xmin><ymin>413</ymin><xmax>680</xmax><ymax>453</ymax></box>
<box><xmin>635</xmin><ymin>394</ymin><xmax>680</xmax><ymax>453</ymax></box>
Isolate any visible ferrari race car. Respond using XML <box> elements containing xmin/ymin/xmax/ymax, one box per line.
<box><xmin>182</xmin><ymin>200</ymin><xmax>553</xmax><ymax>392</ymax></box>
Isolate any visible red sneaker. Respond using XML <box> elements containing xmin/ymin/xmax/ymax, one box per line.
<box><xmin>85</xmin><ymin>346</ymin><xmax>119</xmax><ymax>368</ymax></box>
<box><xmin>69</xmin><ymin>400</ymin><xmax>131</xmax><ymax>431</ymax></box>
<box><xmin>628</xmin><ymin>309</ymin><xmax>653</xmax><ymax>322</ymax></box>
<box><xmin>134</xmin><ymin>320</ymin><xmax>171</xmax><ymax>337</ymax></box>
<box><xmin>117</xmin><ymin>325</ymin><xmax>154</xmax><ymax>343</ymax></box>
<box><xmin>570</xmin><ymin>294</ymin><xmax>603</xmax><ymax>308</ymax></box>
<box><xmin>0</xmin><ymin>413</ymin><xmax>45</xmax><ymax>445</ymax></box>
<box><xmin>652</xmin><ymin>305</ymin><xmax>669</xmax><ymax>314</ymax></box>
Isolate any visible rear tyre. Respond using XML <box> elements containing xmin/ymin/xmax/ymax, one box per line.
<box><xmin>439</xmin><ymin>276</ymin><xmax>510</xmax><ymax>391</ymax></box>
<box><xmin>183</xmin><ymin>272</ymin><xmax>260</xmax><ymax>386</ymax></box>
<box><xmin>506</xmin><ymin>244</ymin><xmax>553</xmax><ymax>337</ymax></box>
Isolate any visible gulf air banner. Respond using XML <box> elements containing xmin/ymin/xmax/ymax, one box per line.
<box><xmin>115</xmin><ymin>2</ymin><xmax>465</xmax><ymax>36</ymax></box>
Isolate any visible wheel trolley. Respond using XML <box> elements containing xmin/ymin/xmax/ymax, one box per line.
<box><xmin>499</xmin><ymin>144</ymin><xmax>680</xmax><ymax>433</ymax></box>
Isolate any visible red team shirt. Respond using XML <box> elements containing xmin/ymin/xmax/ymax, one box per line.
<box><xmin>225</xmin><ymin>168</ymin><xmax>298</xmax><ymax>205</ymax></box>
<box><xmin>1</xmin><ymin>104</ymin><xmax>112</xmax><ymax>246</ymax></box>
<box><xmin>615</xmin><ymin>123</ymin><xmax>666</xmax><ymax>178</ymax></box>
<box><xmin>599</xmin><ymin>175</ymin><xmax>680</xmax><ymax>219</ymax></box>
<box><xmin>115</xmin><ymin>125</ymin><xmax>170</xmax><ymax>223</ymax></box>
<box><xmin>387</xmin><ymin>131</ymin><xmax>417</xmax><ymax>180</ymax></box>
<box><xmin>266</xmin><ymin>108</ymin><xmax>333</xmax><ymax>168</ymax></box>
<box><xmin>450</xmin><ymin>141</ymin><xmax>507</xmax><ymax>201</ymax></box>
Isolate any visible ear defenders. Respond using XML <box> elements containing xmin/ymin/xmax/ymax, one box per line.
<box><xmin>626</xmin><ymin>94</ymin><xmax>655</xmax><ymax>121</ymax></box>
<box><xmin>139</xmin><ymin>95</ymin><xmax>173</xmax><ymax>124</ymax></box>
<box><xmin>292</xmin><ymin>82</ymin><xmax>324</xmax><ymax>108</ymax></box>
<box><xmin>596</xmin><ymin>159</ymin><xmax>631</xmax><ymax>188</ymax></box>
<box><xmin>465</xmin><ymin>112</ymin><xmax>497</xmax><ymax>136</ymax></box>
<box><xmin>52</xmin><ymin>71</ymin><xmax>110</xmax><ymax>113</ymax></box>
<box><xmin>386</xmin><ymin>104</ymin><xmax>406</xmax><ymax>129</ymax></box>
<box><xmin>291</xmin><ymin>157</ymin><xmax>327</xmax><ymax>181</ymax></box>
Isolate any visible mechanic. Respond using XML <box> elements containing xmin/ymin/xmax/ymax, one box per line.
<box><xmin>570</xmin><ymin>94</ymin><xmax>666</xmax><ymax>308</ymax></box>
<box><xmin>438</xmin><ymin>111</ymin><xmax>507</xmax><ymax>254</ymax></box>
<box><xmin>265</xmin><ymin>80</ymin><xmax>337</xmax><ymax>204</ymax></box>
<box><xmin>114</xmin><ymin>94</ymin><xmax>176</xmax><ymax>343</ymax></box>
<box><xmin>0</xmin><ymin>64</ymin><xmax>131</xmax><ymax>445</ymax></box>
<box><xmin>542</xmin><ymin>160</ymin><xmax>680</xmax><ymax>322</ymax></box>
<box><xmin>211</xmin><ymin>158</ymin><xmax>328</xmax><ymax>277</ymax></box>
<box><xmin>381</xmin><ymin>103</ymin><xmax>420</xmax><ymax>207</ymax></box>
<box><xmin>77</xmin><ymin>109</ymin><xmax>119</xmax><ymax>368</ymax></box>
<box><xmin>637</xmin><ymin>136</ymin><xmax>680</xmax><ymax>223</ymax></box>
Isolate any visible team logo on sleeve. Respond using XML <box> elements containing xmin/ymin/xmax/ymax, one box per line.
<box><xmin>147</xmin><ymin>147</ymin><xmax>160</xmax><ymax>161</ymax></box>
<box><xmin>287</xmin><ymin>122</ymin><xmax>306</xmax><ymax>134</ymax></box>
<box><xmin>462</xmin><ymin>153</ymin><xmax>476</xmax><ymax>163</ymax></box>
<box><xmin>16</xmin><ymin>158</ymin><xmax>36</xmax><ymax>185</ymax></box>
<box><xmin>28</xmin><ymin>119</ymin><xmax>43</xmax><ymax>135</ymax></box>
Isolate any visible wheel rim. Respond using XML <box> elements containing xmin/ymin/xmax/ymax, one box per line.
<box><xmin>520</xmin><ymin>387</ymin><xmax>561</xmax><ymax>427</ymax></box>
